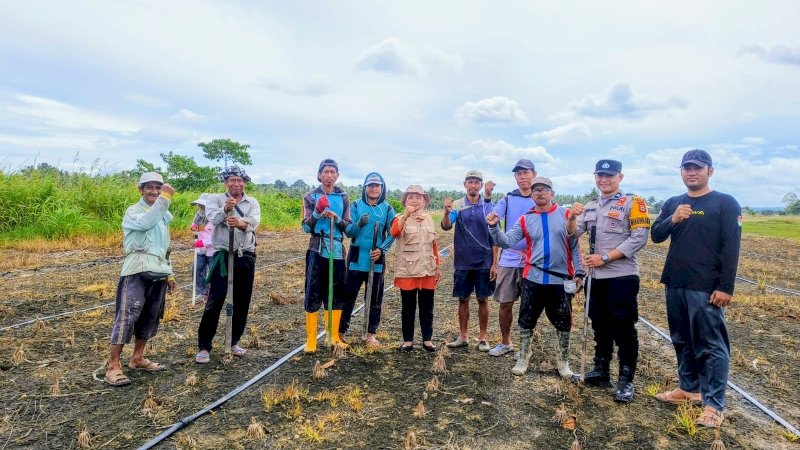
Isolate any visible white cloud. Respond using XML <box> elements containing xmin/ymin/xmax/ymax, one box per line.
<box><xmin>741</xmin><ymin>136</ymin><xmax>766</xmax><ymax>145</ymax></box>
<box><xmin>170</xmin><ymin>108</ymin><xmax>205</xmax><ymax>121</ymax></box>
<box><xmin>777</xmin><ymin>145</ymin><xmax>798</xmax><ymax>151</ymax></box>
<box><xmin>464</xmin><ymin>139</ymin><xmax>555</xmax><ymax>164</ymax></box>
<box><xmin>568</xmin><ymin>83</ymin><xmax>688</xmax><ymax>119</ymax></box>
<box><xmin>254</xmin><ymin>73</ymin><xmax>333</xmax><ymax>96</ymax></box>
<box><xmin>125</xmin><ymin>93</ymin><xmax>169</xmax><ymax>108</ymax></box>
<box><xmin>526</xmin><ymin>122</ymin><xmax>592</xmax><ymax>145</ymax></box>
<box><xmin>354</xmin><ymin>37</ymin><xmax>463</xmax><ymax>77</ymax></box>
<box><xmin>6</xmin><ymin>94</ymin><xmax>140</xmax><ymax>132</ymax></box>
<box><xmin>739</xmin><ymin>44</ymin><xmax>800</xmax><ymax>65</ymax></box>
<box><xmin>456</xmin><ymin>96</ymin><xmax>529</xmax><ymax>125</ymax></box>
<box><xmin>610</xmin><ymin>144</ymin><xmax>636</xmax><ymax>156</ymax></box>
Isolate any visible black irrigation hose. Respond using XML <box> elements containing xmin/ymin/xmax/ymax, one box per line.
<box><xmin>641</xmin><ymin>250</ymin><xmax>800</xmax><ymax>297</ymax></box>
<box><xmin>0</xmin><ymin>255</ymin><xmax>306</xmax><ymax>332</ymax></box>
<box><xmin>137</xmin><ymin>244</ymin><xmax>454</xmax><ymax>450</ymax></box>
<box><xmin>638</xmin><ymin>316</ymin><xmax>800</xmax><ymax>436</ymax></box>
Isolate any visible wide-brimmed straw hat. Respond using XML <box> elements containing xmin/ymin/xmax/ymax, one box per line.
<box><xmin>401</xmin><ymin>184</ymin><xmax>430</xmax><ymax>206</ymax></box>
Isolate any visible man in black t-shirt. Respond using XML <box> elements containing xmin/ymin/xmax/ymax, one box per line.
<box><xmin>651</xmin><ymin>149</ymin><xmax>741</xmax><ymax>429</ymax></box>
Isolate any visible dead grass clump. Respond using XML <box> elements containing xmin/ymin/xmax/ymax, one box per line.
<box><xmin>77</xmin><ymin>424</ymin><xmax>91</xmax><ymax>448</ymax></box>
<box><xmin>437</xmin><ymin>344</ymin><xmax>450</xmax><ymax>358</ymax></box>
<box><xmin>247</xmin><ymin>417</ymin><xmax>266</xmax><ymax>441</ymax></box>
<box><xmin>162</xmin><ymin>299</ymin><xmax>181</xmax><ymax>322</ymax></box>
<box><xmin>539</xmin><ymin>360</ymin><xmax>553</xmax><ymax>373</ymax></box>
<box><xmin>12</xmin><ymin>344</ymin><xmax>26</xmax><ymax>366</ymax></box>
<box><xmin>312</xmin><ymin>360</ymin><xmax>328</xmax><ymax>379</ymax></box>
<box><xmin>262</xmin><ymin>387</ymin><xmax>281</xmax><ymax>413</ymax></box>
<box><xmin>33</xmin><ymin>318</ymin><xmax>46</xmax><ymax>333</ymax></box>
<box><xmin>332</xmin><ymin>343</ymin><xmax>348</xmax><ymax>359</ymax></box>
<box><xmin>432</xmin><ymin>353</ymin><xmax>447</xmax><ymax>374</ymax></box>
<box><xmin>426</xmin><ymin>376</ymin><xmax>440</xmax><ymax>392</ymax></box>
<box><xmin>552</xmin><ymin>403</ymin><xmax>568</xmax><ymax>426</ymax></box>
<box><xmin>404</xmin><ymin>430</ymin><xmax>419</xmax><ymax>450</ymax></box>
<box><xmin>269</xmin><ymin>291</ymin><xmax>294</xmax><ymax>305</ymax></box>
<box><xmin>176</xmin><ymin>434</ymin><xmax>198</xmax><ymax>449</ymax></box>
<box><xmin>185</xmin><ymin>371</ymin><xmax>198</xmax><ymax>387</ymax></box>
<box><xmin>314</xmin><ymin>390</ymin><xmax>339</xmax><ymax>407</ymax></box>
<box><xmin>141</xmin><ymin>385</ymin><xmax>160</xmax><ymax>418</ymax></box>
<box><xmin>711</xmin><ymin>428</ymin><xmax>726</xmax><ymax>450</ymax></box>
<box><xmin>640</xmin><ymin>359</ymin><xmax>656</xmax><ymax>377</ymax></box>
<box><xmin>49</xmin><ymin>369</ymin><xmax>62</xmax><ymax>395</ymax></box>
<box><xmin>548</xmin><ymin>381</ymin><xmax>563</xmax><ymax>397</ymax></box>
<box><xmin>646</xmin><ymin>384</ymin><xmax>661</xmax><ymax>397</ymax></box>
<box><xmin>344</xmin><ymin>387</ymin><xmax>363</xmax><ymax>412</ymax></box>
<box><xmin>0</xmin><ymin>305</ymin><xmax>15</xmax><ymax>319</ymax></box>
<box><xmin>413</xmin><ymin>400</ymin><xmax>426</xmax><ymax>417</ymax></box>
<box><xmin>670</xmin><ymin>402</ymin><xmax>701</xmax><ymax>437</ymax></box>
<box><xmin>248</xmin><ymin>325</ymin><xmax>261</xmax><ymax>348</ymax></box>
<box><xmin>78</xmin><ymin>282</ymin><xmax>115</xmax><ymax>298</ymax></box>
<box><xmin>299</xmin><ymin>421</ymin><xmax>324</xmax><ymax>443</ymax></box>
<box><xmin>64</xmin><ymin>330</ymin><xmax>76</xmax><ymax>347</ymax></box>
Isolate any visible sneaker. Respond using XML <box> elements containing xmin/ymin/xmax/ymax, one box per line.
<box><xmin>488</xmin><ymin>343</ymin><xmax>514</xmax><ymax>357</ymax></box>
<box><xmin>477</xmin><ymin>340</ymin><xmax>490</xmax><ymax>352</ymax></box>
<box><xmin>446</xmin><ymin>337</ymin><xmax>469</xmax><ymax>348</ymax></box>
<box><xmin>695</xmin><ymin>406</ymin><xmax>724</xmax><ymax>428</ymax></box>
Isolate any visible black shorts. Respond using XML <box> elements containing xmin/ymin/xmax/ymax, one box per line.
<box><xmin>452</xmin><ymin>269</ymin><xmax>495</xmax><ymax>299</ymax></box>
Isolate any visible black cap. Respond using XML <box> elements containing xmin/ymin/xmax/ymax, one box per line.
<box><xmin>512</xmin><ymin>158</ymin><xmax>535</xmax><ymax>172</ymax></box>
<box><xmin>594</xmin><ymin>159</ymin><xmax>622</xmax><ymax>175</ymax></box>
<box><xmin>681</xmin><ymin>149</ymin><xmax>712</xmax><ymax>168</ymax></box>
<box><xmin>317</xmin><ymin>158</ymin><xmax>339</xmax><ymax>181</ymax></box>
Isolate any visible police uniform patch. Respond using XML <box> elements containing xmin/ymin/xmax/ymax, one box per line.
<box><xmin>629</xmin><ymin>196</ymin><xmax>650</xmax><ymax>230</ymax></box>
<box><xmin>607</xmin><ymin>210</ymin><xmax>621</xmax><ymax>219</ymax></box>
<box><xmin>615</xmin><ymin>196</ymin><xmax>628</xmax><ymax>207</ymax></box>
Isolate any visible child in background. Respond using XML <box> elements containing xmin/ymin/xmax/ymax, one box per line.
<box><xmin>190</xmin><ymin>194</ymin><xmax>215</xmax><ymax>304</ymax></box>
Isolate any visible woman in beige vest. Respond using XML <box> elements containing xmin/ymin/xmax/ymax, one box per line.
<box><xmin>390</xmin><ymin>185</ymin><xmax>442</xmax><ymax>352</ymax></box>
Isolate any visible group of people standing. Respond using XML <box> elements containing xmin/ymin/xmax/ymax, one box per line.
<box><xmin>105</xmin><ymin>149</ymin><xmax>740</xmax><ymax>430</ymax></box>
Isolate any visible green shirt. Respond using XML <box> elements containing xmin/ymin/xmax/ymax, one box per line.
<box><xmin>120</xmin><ymin>196</ymin><xmax>173</xmax><ymax>277</ymax></box>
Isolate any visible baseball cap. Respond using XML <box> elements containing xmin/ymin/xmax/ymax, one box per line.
<box><xmin>364</xmin><ymin>173</ymin><xmax>383</xmax><ymax>185</ymax></box>
<box><xmin>531</xmin><ymin>176</ymin><xmax>553</xmax><ymax>189</ymax></box>
<box><xmin>681</xmin><ymin>149</ymin><xmax>712</xmax><ymax>168</ymax></box>
<box><xmin>139</xmin><ymin>172</ymin><xmax>164</xmax><ymax>185</ymax></box>
<box><xmin>594</xmin><ymin>159</ymin><xmax>622</xmax><ymax>175</ymax></box>
<box><xmin>512</xmin><ymin>159</ymin><xmax>535</xmax><ymax>172</ymax></box>
<box><xmin>465</xmin><ymin>170</ymin><xmax>483</xmax><ymax>181</ymax></box>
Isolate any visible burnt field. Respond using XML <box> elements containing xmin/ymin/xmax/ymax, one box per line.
<box><xmin>0</xmin><ymin>230</ymin><xmax>798</xmax><ymax>449</ymax></box>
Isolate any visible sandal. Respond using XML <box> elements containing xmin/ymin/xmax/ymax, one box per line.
<box><xmin>422</xmin><ymin>343</ymin><xmax>437</xmax><ymax>353</ymax></box>
<box><xmin>195</xmin><ymin>351</ymin><xmax>210</xmax><ymax>364</ymax></box>
<box><xmin>231</xmin><ymin>345</ymin><xmax>247</xmax><ymax>357</ymax></box>
<box><xmin>128</xmin><ymin>359</ymin><xmax>166</xmax><ymax>372</ymax></box>
<box><xmin>399</xmin><ymin>344</ymin><xmax>414</xmax><ymax>352</ymax></box>
<box><xmin>655</xmin><ymin>388</ymin><xmax>702</xmax><ymax>405</ymax></box>
<box><xmin>104</xmin><ymin>368</ymin><xmax>131</xmax><ymax>387</ymax></box>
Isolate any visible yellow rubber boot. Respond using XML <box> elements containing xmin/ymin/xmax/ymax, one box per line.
<box><xmin>331</xmin><ymin>310</ymin><xmax>349</xmax><ymax>348</ymax></box>
<box><xmin>304</xmin><ymin>312</ymin><xmax>318</xmax><ymax>354</ymax></box>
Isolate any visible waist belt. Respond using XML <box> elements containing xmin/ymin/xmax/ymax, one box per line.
<box><xmin>532</xmin><ymin>264</ymin><xmax>570</xmax><ymax>280</ymax></box>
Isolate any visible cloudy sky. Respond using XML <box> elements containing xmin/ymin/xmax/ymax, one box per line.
<box><xmin>1</xmin><ymin>1</ymin><xmax>798</xmax><ymax>206</ymax></box>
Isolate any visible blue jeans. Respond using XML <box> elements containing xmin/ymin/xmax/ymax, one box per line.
<box><xmin>194</xmin><ymin>253</ymin><xmax>212</xmax><ymax>295</ymax></box>
<box><xmin>666</xmin><ymin>287</ymin><xmax>730</xmax><ymax>411</ymax></box>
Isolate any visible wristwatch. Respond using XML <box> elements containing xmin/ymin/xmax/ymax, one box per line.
<box><xmin>601</xmin><ymin>254</ymin><xmax>610</xmax><ymax>263</ymax></box>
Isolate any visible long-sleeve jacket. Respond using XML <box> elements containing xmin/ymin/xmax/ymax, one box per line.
<box><xmin>344</xmin><ymin>172</ymin><xmax>396</xmax><ymax>273</ymax></box>
<box><xmin>120</xmin><ymin>197</ymin><xmax>173</xmax><ymax>277</ymax></box>
<box><xmin>206</xmin><ymin>192</ymin><xmax>261</xmax><ymax>255</ymax></box>
<box><xmin>572</xmin><ymin>191</ymin><xmax>649</xmax><ymax>279</ymax></box>
<box><xmin>302</xmin><ymin>187</ymin><xmax>351</xmax><ymax>259</ymax></box>
<box><xmin>490</xmin><ymin>204</ymin><xmax>585</xmax><ymax>285</ymax></box>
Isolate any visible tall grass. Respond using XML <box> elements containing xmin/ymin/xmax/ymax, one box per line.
<box><xmin>0</xmin><ymin>169</ymin><xmax>302</xmax><ymax>244</ymax></box>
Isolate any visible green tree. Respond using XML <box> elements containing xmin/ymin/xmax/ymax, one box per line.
<box><xmin>783</xmin><ymin>192</ymin><xmax>800</xmax><ymax>215</ymax></box>
<box><xmin>274</xmin><ymin>179</ymin><xmax>288</xmax><ymax>189</ymax></box>
<box><xmin>159</xmin><ymin>151</ymin><xmax>219</xmax><ymax>191</ymax></box>
<box><xmin>134</xmin><ymin>159</ymin><xmax>162</xmax><ymax>175</ymax></box>
<box><xmin>197</xmin><ymin>138</ymin><xmax>252</xmax><ymax>168</ymax></box>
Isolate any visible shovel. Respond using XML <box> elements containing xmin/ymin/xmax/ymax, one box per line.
<box><xmin>363</xmin><ymin>222</ymin><xmax>379</xmax><ymax>340</ymax></box>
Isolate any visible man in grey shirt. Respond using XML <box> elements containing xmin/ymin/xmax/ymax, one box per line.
<box><xmin>196</xmin><ymin>166</ymin><xmax>261</xmax><ymax>363</ymax></box>
<box><xmin>568</xmin><ymin>159</ymin><xmax>650</xmax><ymax>403</ymax></box>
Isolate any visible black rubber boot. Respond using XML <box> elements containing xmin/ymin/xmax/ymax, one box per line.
<box><xmin>613</xmin><ymin>365</ymin><xmax>635</xmax><ymax>403</ymax></box>
<box><xmin>571</xmin><ymin>357</ymin><xmax>612</xmax><ymax>386</ymax></box>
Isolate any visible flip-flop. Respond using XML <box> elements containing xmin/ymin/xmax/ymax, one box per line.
<box><xmin>231</xmin><ymin>345</ymin><xmax>247</xmax><ymax>357</ymax></box>
<box><xmin>128</xmin><ymin>359</ymin><xmax>166</xmax><ymax>372</ymax></box>
<box><xmin>195</xmin><ymin>351</ymin><xmax>210</xmax><ymax>364</ymax></box>
<box><xmin>104</xmin><ymin>368</ymin><xmax>131</xmax><ymax>387</ymax></box>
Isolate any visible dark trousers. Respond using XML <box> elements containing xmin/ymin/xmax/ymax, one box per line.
<box><xmin>340</xmin><ymin>269</ymin><xmax>386</xmax><ymax>334</ymax></box>
<box><xmin>400</xmin><ymin>289</ymin><xmax>434</xmax><ymax>342</ymax></box>
<box><xmin>518</xmin><ymin>279</ymin><xmax>572</xmax><ymax>332</ymax></box>
<box><xmin>194</xmin><ymin>253</ymin><xmax>212</xmax><ymax>295</ymax></box>
<box><xmin>197</xmin><ymin>251</ymin><xmax>256</xmax><ymax>351</ymax></box>
<box><xmin>666</xmin><ymin>287</ymin><xmax>730</xmax><ymax>411</ymax></box>
<box><xmin>304</xmin><ymin>250</ymin><xmax>347</xmax><ymax>312</ymax></box>
<box><xmin>588</xmin><ymin>275</ymin><xmax>640</xmax><ymax>369</ymax></box>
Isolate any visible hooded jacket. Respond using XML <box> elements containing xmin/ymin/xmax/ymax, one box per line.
<box><xmin>302</xmin><ymin>186</ymin><xmax>351</xmax><ymax>258</ymax></box>
<box><xmin>344</xmin><ymin>172</ymin><xmax>396</xmax><ymax>273</ymax></box>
